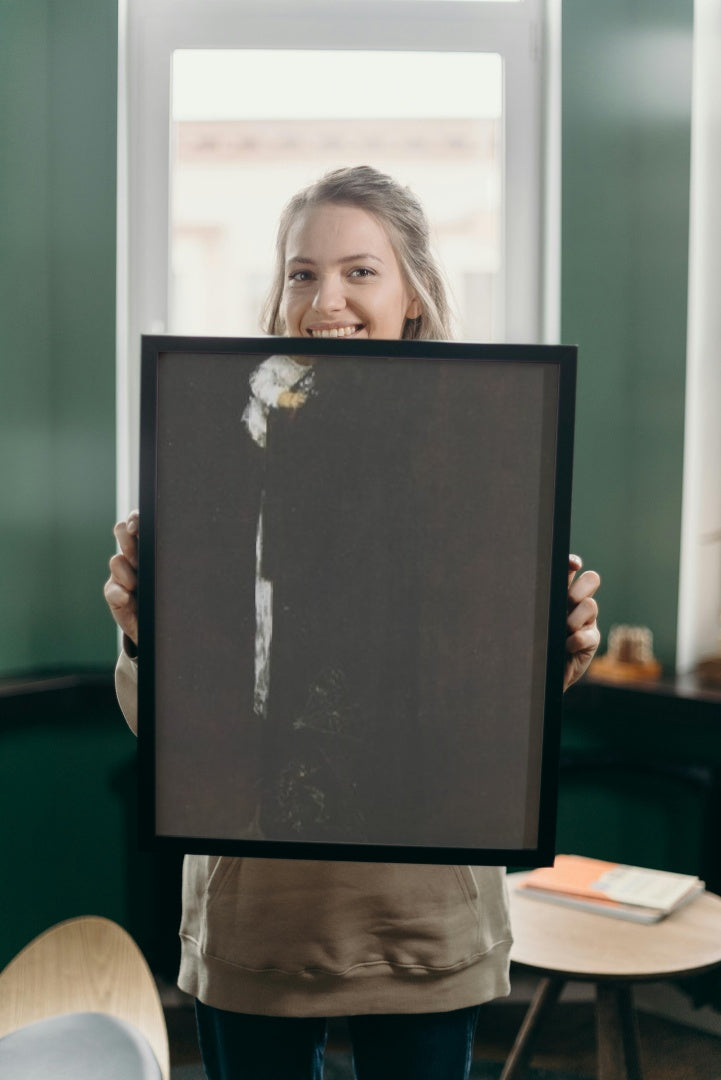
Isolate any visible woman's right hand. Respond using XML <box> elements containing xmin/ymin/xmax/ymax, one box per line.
<box><xmin>104</xmin><ymin>509</ymin><xmax>139</xmax><ymax>646</ymax></box>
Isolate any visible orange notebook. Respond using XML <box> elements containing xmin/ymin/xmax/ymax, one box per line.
<box><xmin>518</xmin><ymin>855</ymin><xmax>703</xmax><ymax>923</ymax></box>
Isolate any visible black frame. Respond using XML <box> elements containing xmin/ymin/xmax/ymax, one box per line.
<box><xmin>138</xmin><ymin>335</ymin><xmax>576</xmax><ymax>865</ymax></box>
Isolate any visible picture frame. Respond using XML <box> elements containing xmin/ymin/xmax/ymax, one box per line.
<box><xmin>138</xmin><ymin>335</ymin><xmax>576</xmax><ymax>865</ymax></box>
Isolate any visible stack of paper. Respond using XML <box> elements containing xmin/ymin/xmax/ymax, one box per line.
<box><xmin>517</xmin><ymin>854</ymin><xmax>705</xmax><ymax>923</ymax></box>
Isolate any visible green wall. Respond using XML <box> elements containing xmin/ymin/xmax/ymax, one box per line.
<box><xmin>0</xmin><ymin>682</ymin><xmax>183</xmax><ymax>974</ymax></box>
<box><xmin>563</xmin><ymin>0</ymin><xmax>693</xmax><ymax>669</ymax></box>
<box><xmin>558</xmin><ymin>689</ymin><xmax>721</xmax><ymax>883</ymax></box>
<box><xmin>1</xmin><ymin>688</ymin><xmax>135</xmax><ymax>967</ymax></box>
<box><xmin>0</xmin><ymin>0</ymin><xmax>118</xmax><ymax>674</ymax></box>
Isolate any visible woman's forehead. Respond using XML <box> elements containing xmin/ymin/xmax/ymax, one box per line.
<box><xmin>285</xmin><ymin>203</ymin><xmax>396</xmax><ymax>262</ymax></box>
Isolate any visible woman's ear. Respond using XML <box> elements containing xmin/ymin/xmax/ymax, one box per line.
<box><xmin>406</xmin><ymin>296</ymin><xmax>422</xmax><ymax>320</ymax></box>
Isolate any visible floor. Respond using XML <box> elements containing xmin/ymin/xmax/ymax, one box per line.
<box><xmin>165</xmin><ymin>988</ymin><xmax>721</xmax><ymax>1079</ymax></box>
<box><xmin>474</xmin><ymin>1000</ymin><xmax>721</xmax><ymax>1079</ymax></box>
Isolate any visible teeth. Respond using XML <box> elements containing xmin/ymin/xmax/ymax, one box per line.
<box><xmin>310</xmin><ymin>325</ymin><xmax>359</xmax><ymax>338</ymax></box>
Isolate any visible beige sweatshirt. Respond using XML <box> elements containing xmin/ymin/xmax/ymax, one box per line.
<box><xmin>116</xmin><ymin>650</ymin><xmax>512</xmax><ymax>1016</ymax></box>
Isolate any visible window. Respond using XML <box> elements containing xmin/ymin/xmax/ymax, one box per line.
<box><xmin>169</xmin><ymin>49</ymin><xmax>503</xmax><ymax>340</ymax></box>
<box><xmin>118</xmin><ymin>0</ymin><xmax>557</xmax><ymax>510</ymax></box>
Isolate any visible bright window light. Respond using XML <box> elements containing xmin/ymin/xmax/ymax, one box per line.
<box><xmin>170</xmin><ymin>50</ymin><xmax>503</xmax><ymax>341</ymax></box>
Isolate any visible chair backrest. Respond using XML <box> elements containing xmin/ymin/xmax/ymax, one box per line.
<box><xmin>0</xmin><ymin>915</ymin><xmax>170</xmax><ymax>1080</ymax></box>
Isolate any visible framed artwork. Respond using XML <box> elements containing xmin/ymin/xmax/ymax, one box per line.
<box><xmin>137</xmin><ymin>336</ymin><xmax>576</xmax><ymax>865</ymax></box>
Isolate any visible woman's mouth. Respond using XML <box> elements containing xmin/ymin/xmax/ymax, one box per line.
<box><xmin>307</xmin><ymin>324</ymin><xmax>364</xmax><ymax>339</ymax></box>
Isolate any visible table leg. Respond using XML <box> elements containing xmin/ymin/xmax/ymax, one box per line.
<box><xmin>500</xmin><ymin>976</ymin><xmax>565</xmax><ymax>1080</ymax></box>
<box><xmin>596</xmin><ymin>982</ymin><xmax>643</xmax><ymax>1080</ymax></box>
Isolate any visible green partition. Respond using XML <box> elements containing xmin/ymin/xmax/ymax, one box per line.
<box><xmin>0</xmin><ymin>0</ymin><xmax>118</xmax><ymax>674</ymax></box>
<box><xmin>562</xmin><ymin>0</ymin><xmax>693</xmax><ymax>670</ymax></box>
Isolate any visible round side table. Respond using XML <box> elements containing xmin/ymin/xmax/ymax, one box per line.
<box><xmin>503</xmin><ymin>872</ymin><xmax>721</xmax><ymax>1080</ymax></box>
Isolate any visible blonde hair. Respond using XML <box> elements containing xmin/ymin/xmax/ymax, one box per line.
<box><xmin>262</xmin><ymin>166</ymin><xmax>454</xmax><ymax>341</ymax></box>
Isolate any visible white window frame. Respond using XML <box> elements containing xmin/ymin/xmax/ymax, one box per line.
<box><xmin>676</xmin><ymin>0</ymin><xmax>721</xmax><ymax>674</ymax></box>
<box><xmin>117</xmin><ymin>0</ymin><xmax>559</xmax><ymax>512</ymax></box>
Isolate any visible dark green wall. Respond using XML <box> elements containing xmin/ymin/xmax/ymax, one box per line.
<box><xmin>0</xmin><ymin>0</ymin><xmax>118</xmax><ymax>674</ymax></box>
<box><xmin>0</xmin><ymin>683</ymin><xmax>183</xmax><ymax>974</ymax></box>
<box><xmin>558</xmin><ymin>683</ymin><xmax>721</xmax><ymax>884</ymax></box>
<box><xmin>563</xmin><ymin>0</ymin><xmax>693</xmax><ymax>670</ymax></box>
<box><xmin>1</xmin><ymin>686</ymin><xmax>133</xmax><ymax>966</ymax></box>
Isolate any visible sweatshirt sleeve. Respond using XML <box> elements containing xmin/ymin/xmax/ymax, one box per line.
<box><xmin>115</xmin><ymin>647</ymin><xmax>139</xmax><ymax>736</ymax></box>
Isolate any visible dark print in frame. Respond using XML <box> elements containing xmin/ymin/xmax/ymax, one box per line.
<box><xmin>138</xmin><ymin>336</ymin><xmax>576</xmax><ymax>866</ymax></box>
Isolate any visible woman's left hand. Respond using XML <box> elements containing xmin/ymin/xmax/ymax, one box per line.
<box><xmin>564</xmin><ymin>555</ymin><xmax>601</xmax><ymax>691</ymax></box>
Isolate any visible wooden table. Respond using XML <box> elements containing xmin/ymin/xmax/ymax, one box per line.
<box><xmin>503</xmin><ymin>873</ymin><xmax>721</xmax><ymax>1080</ymax></box>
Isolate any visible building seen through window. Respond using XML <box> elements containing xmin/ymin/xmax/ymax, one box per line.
<box><xmin>170</xmin><ymin>50</ymin><xmax>503</xmax><ymax>341</ymax></box>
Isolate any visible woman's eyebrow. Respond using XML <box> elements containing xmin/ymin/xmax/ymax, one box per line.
<box><xmin>339</xmin><ymin>253</ymin><xmax>384</xmax><ymax>264</ymax></box>
<box><xmin>286</xmin><ymin>253</ymin><xmax>384</xmax><ymax>266</ymax></box>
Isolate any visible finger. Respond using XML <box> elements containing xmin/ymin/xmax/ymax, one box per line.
<box><xmin>113</xmin><ymin>520</ymin><xmax>137</xmax><ymax>561</ymax></box>
<box><xmin>565</xmin><ymin>617</ymin><xmax>600</xmax><ymax>648</ymax></box>
<box><xmin>563</xmin><ymin>647</ymin><xmax>597</xmax><ymax>691</ymax></box>
<box><xmin>103</xmin><ymin>577</ymin><xmax>133</xmax><ymax>612</ymax></box>
<box><xmin>108</xmin><ymin>552</ymin><xmax>137</xmax><ymax>592</ymax></box>
<box><xmin>566</xmin><ymin>594</ymin><xmax>599</xmax><ymax>634</ymax></box>
<box><xmin>113</xmin><ymin>516</ymin><xmax>139</xmax><ymax>567</ymax></box>
<box><xmin>568</xmin><ymin>568</ymin><xmax>601</xmax><ymax>607</ymax></box>
<box><xmin>566</xmin><ymin>624</ymin><xmax>601</xmax><ymax>656</ymax></box>
<box><xmin>103</xmin><ymin>579</ymin><xmax>139</xmax><ymax>642</ymax></box>
<box><xmin>568</xmin><ymin>553</ymin><xmax>583</xmax><ymax>588</ymax></box>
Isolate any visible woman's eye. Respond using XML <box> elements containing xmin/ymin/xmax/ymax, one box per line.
<box><xmin>349</xmin><ymin>267</ymin><xmax>375</xmax><ymax>279</ymax></box>
<box><xmin>288</xmin><ymin>270</ymin><xmax>313</xmax><ymax>283</ymax></box>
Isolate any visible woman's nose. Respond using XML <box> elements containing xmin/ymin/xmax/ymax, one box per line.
<box><xmin>312</xmin><ymin>274</ymin><xmax>345</xmax><ymax>314</ymax></box>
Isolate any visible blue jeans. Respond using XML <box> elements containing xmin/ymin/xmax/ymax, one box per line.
<box><xmin>195</xmin><ymin>1000</ymin><xmax>481</xmax><ymax>1080</ymax></box>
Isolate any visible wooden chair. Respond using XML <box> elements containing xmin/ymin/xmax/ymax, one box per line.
<box><xmin>0</xmin><ymin>915</ymin><xmax>169</xmax><ymax>1079</ymax></box>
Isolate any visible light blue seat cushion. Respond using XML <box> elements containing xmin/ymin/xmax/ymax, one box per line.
<box><xmin>0</xmin><ymin>1011</ymin><xmax>162</xmax><ymax>1079</ymax></box>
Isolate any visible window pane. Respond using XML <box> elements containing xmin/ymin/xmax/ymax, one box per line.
<box><xmin>170</xmin><ymin>50</ymin><xmax>503</xmax><ymax>340</ymax></box>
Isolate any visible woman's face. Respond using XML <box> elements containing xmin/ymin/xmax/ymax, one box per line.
<box><xmin>280</xmin><ymin>203</ymin><xmax>421</xmax><ymax>340</ymax></box>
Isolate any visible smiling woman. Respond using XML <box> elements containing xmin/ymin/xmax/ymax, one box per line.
<box><xmin>107</xmin><ymin>151</ymin><xmax>599</xmax><ymax>1077</ymax></box>
<box><xmin>262</xmin><ymin>167</ymin><xmax>452</xmax><ymax>342</ymax></box>
<box><xmin>282</xmin><ymin>205</ymin><xmax>420</xmax><ymax>340</ymax></box>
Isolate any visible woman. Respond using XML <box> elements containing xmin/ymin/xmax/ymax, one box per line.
<box><xmin>105</xmin><ymin>166</ymin><xmax>601</xmax><ymax>1080</ymax></box>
